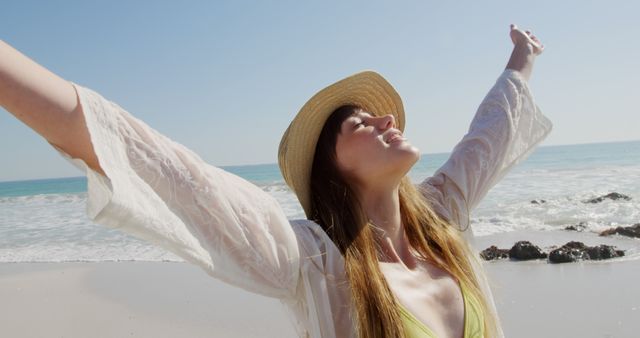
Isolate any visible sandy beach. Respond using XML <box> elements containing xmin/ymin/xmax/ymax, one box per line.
<box><xmin>1</xmin><ymin>230</ymin><xmax>638</xmax><ymax>338</ymax></box>
<box><xmin>0</xmin><ymin>261</ymin><xmax>297</xmax><ymax>338</ymax></box>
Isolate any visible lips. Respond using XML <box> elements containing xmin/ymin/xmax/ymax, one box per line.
<box><xmin>384</xmin><ymin>131</ymin><xmax>405</xmax><ymax>144</ymax></box>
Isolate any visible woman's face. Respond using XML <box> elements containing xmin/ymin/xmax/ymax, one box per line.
<box><xmin>335</xmin><ymin>110</ymin><xmax>420</xmax><ymax>189</ymax></box>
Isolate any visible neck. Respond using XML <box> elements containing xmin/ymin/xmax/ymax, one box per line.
<box><xmin>356</xmin><ymin>183</ymin><xmax>418</xmax><ymax>269</ymax></box>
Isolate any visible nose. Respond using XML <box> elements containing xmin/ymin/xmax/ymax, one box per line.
<box><xmin>377</xmin><ymin>114</ymin><xmax>396</xmax><ymax>130</ymax></box>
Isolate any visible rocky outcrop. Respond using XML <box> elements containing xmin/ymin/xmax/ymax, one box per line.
<box><xmin>548</xmin><ymin>241</ymin><xmax>590</xmax><ymax>263</ymax></box>
<box><xmin>548</xmin><ymin>241</ymin><xmax>625</xmax><ymax>263</ymax></box>
<box><xmin>508</xmin><ymin>241</ymin><xmax>548</xmax><ymax>260</ymax></box>
<box><xmin>599</xmin><ymin>223</ymin><xmax>640</xmax><ymax>238</ymax></box>
<box><xmin>584</xmin><ymin>192</ymin><xmax>632</xmax><ymax>204</ymax></box>
<box><xmin>565</xmin><ymin>222</ymin><xmax>588</xmax><ymax>232</ymax></box>
<box><xmin>479</xmin><ymin>246</ymin><xmax>509</xmax><ymax>260</ymax></box>
<box><xmin>585</xmin><ymin>245</ymin><xmax>626</xmax><ymax>260</ymax></box>
<box><xmin>481</xmin><ymin>240</ymin><xmax>625</xmax><ymax>263</ymax></box>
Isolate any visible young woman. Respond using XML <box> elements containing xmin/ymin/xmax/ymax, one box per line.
<box><xmin>1</xmin><ymin>24</ymin><xmax>551</xmax><ymax>338</ymax></box>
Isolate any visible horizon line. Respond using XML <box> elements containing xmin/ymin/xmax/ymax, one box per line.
<box><xmin>1</xmin><ymin>138</ymin><xmax>638</xmax><ymax>184</ymax></box>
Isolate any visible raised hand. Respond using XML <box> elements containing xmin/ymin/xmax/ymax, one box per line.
<box><xmin>509</xmin><ymin>23</ymin><xmax>544</xmax><ymax>56</ymax></box>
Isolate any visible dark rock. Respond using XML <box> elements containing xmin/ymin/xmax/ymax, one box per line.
<box><xmin>549</xmin><ymin>246</ymin><xmax>589</xmax><ymax>263</ymax></box>
<box><xmin>599</xmin><ymin>223</ymin><xmax>640</xmax><ymax>238</ymax></box>
<box><xmin>585</xmin><ymin>245</ymin><xmax>625</xmax><ymax>260</ymax></box>
<box><xmin>549</xmin><ymin>241</ymin><xmax>625</xmax><ymax>263</ymax></box>
<box><xmin>563</xmin><ymin>241</ymin><xmax>587</xmax><ymax>250</ymax></box>
<box><xmin>565</xmin><ymin>222</ymin><xmax>588</xmax><ymax>232</ymax></box>
<box><xmin>482</xmin><ymin>240</ymin><xmax>625</xmax><ymax>264</ymax></box>
<box><xmin>480</xmin><ymin>246</ymin><xmax>510</xmax><ymax>261</ymax></box>
<box><xmin>600</xmin><ymin>228</ymin><xmax>616</xmax><ymax>236</ymax></box>
<box><xmin>584</xmin><ymin>192</ymin><xmax>632</xmax><ymax>204</ymax></box>
<box><xmin>509</xmin><ymin>241</ymin><xmax>548</xmax><ymax>260</ymax></box>
<box><xmin>531</xmin><ymin>199</ymin><xmax>547</xmax><ymax>204</ymax></box>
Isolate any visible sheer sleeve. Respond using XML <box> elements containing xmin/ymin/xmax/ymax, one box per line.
<box><xmin>418</xmin><ymin>69</ymin><xmax>553</xmax><ymax>236</ymax></box>
<box><xmin>48</xmin><ymin>82</ymin><xmax>300</xmax><ymax>300</ymax></box>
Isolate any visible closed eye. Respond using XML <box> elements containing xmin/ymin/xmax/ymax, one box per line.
<box><xmin>353</xmin><ymin>120</ymin><xmax>365</xmax><ymax>129</ymax></box>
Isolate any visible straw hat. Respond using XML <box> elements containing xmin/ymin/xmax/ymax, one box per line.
<box><xmin>278</xmin><ymin>70</ymin><xmax>405</xmax><ymax>219</ymax></box>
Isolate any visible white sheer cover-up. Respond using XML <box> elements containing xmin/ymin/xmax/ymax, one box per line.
<box><xmin>49</xmin><ymin>68</ymin><xmax>552</xmax><ymax>338</ymax></box>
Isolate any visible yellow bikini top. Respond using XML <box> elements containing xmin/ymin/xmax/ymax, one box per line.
<box><xmin>398</xmin><ymin>281</ymin><xmax>484</xmax><ymax>338</ymax></box>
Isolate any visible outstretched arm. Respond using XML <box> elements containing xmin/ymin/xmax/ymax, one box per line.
<box><xmin>505</xmin><ymin>24</ymin><xmax>545</xmax><ymax>81</ymax></box>
<box><xmin>418</xmin><ymin>24</ymin><xmax>552</xmax><ymax>236</ymax></box>
<box><xmin>0</xmin><ymin>40</ymin><xmax>104</xmax><ymax>175</ymax></box>
<box><xmin>3</xmin><ymin>40</ymin><xmax>302</xmax><ymax>299</ymax></box>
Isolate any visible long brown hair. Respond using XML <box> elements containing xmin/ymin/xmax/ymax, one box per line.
<box><xmin>309</xmin><ymin>105</ymin><xmax>498</xmax><ymax>337</ymax></box>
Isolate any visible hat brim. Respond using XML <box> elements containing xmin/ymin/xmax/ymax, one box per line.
<box><xmin>278</xmin><ymin>70</ymin><xmax>405</xmax><ymax>219</ymax></box>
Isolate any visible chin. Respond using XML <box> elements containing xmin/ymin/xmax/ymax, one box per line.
<box><xmin>401</xmin><ymin>144</ymin><xmax>421</xmax><ymax>163</ymax></box>
<box><xmin>394</xmin><ymin>147</ymin><xmax>420</xmax><ymax>176</ymax></box>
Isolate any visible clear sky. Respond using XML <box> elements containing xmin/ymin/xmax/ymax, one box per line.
<box><xmin>1</xmin><ymin>1</ymin><xmax>638</xmax><ymax>182</ymax></box>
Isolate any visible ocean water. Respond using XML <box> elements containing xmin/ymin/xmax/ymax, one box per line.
<box><xmin>1</xmin><ymin>140</ymin><xmax>639</xmax><ymax>263</ymax></box>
